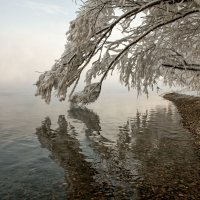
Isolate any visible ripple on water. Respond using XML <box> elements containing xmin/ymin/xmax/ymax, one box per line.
<box><xmin>1</xmin><ymin>93</ymin><xmax>200</xmax><ymax>199</ymax></box>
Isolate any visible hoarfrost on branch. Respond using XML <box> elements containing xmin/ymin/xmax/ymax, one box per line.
<box><xmin>35</xmin><ymin>0</ymin><xmax>200</xmax><ymax>104</ymax></box>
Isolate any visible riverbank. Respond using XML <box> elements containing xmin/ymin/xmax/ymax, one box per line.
<box><xmin>163</xmin><ymin>92</ymin><xmax>200</xmax><ymax>156</ymax></box>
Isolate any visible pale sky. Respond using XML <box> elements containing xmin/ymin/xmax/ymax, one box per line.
<box><xmin>0</xmin><ymin>0</ymin><xmax>78</xmax><ymax>88</ymax></box>
<box><xmin>0</xmin><ymin>1</ymin><xmax>160</xmax><ymax>95</ymax></box>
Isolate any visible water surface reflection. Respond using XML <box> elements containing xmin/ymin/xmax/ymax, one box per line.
<box><xmin>36</xmin><ymin>115</ymin><xmax>107</xmax><ymax>199</ymax></box>
<box><xmin>36</xmin><ymin>104</ymin><xmax>200</xmax><ymax>199</ymax></box>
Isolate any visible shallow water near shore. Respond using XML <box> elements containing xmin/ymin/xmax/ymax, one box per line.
<box><xmin>0</xmin><ymin>87</ymin><xmax>200</xmax><ymax>199</ymax></box>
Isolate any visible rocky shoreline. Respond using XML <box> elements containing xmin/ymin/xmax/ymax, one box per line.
<box><xmin>163</xmin><ymin>92</ymin><xmax>200</xmax><ymax>156</ymax></box>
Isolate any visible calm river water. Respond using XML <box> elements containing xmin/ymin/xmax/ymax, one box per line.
<box><xmin>0</xmin><ymin>86</ymin><xmax>200</xmax><ymax>199</ymax></box>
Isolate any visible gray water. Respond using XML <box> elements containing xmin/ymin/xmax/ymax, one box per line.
<box><xmin>0</xmin><ymin>86</ymin><xmax>200</xmax><ymax>199</ymax></box>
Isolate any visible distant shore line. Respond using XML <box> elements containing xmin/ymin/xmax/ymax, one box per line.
<box><xmin>163</xmin><ymin>92</ymin><xmax>200</xmax><ymax>156</ymax></box>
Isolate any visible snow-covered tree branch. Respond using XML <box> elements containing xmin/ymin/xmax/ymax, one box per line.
<box><xmin>35</xmin><ymin>0</ymin><xmax>200</xmax><ymax>104</ymax></box>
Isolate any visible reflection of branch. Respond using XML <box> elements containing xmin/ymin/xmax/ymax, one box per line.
<box><xmin>35</xmin><ymin>115</ymin><xmax>106</xmax><ymax>199</ymax></box>
<box><xmin>68</xmin><ymin>107</ymin><xmax>101</xmax><ymax>132</ymax></box>
<box><xmin>35</xmin><ymin>104</ymin><xmax>200</xmax><ymax>199</ymax></box>
<box><xmin>68</xmin><ymin>106</ymin><xmax>139</xmax><ymax>198</ymax></box>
